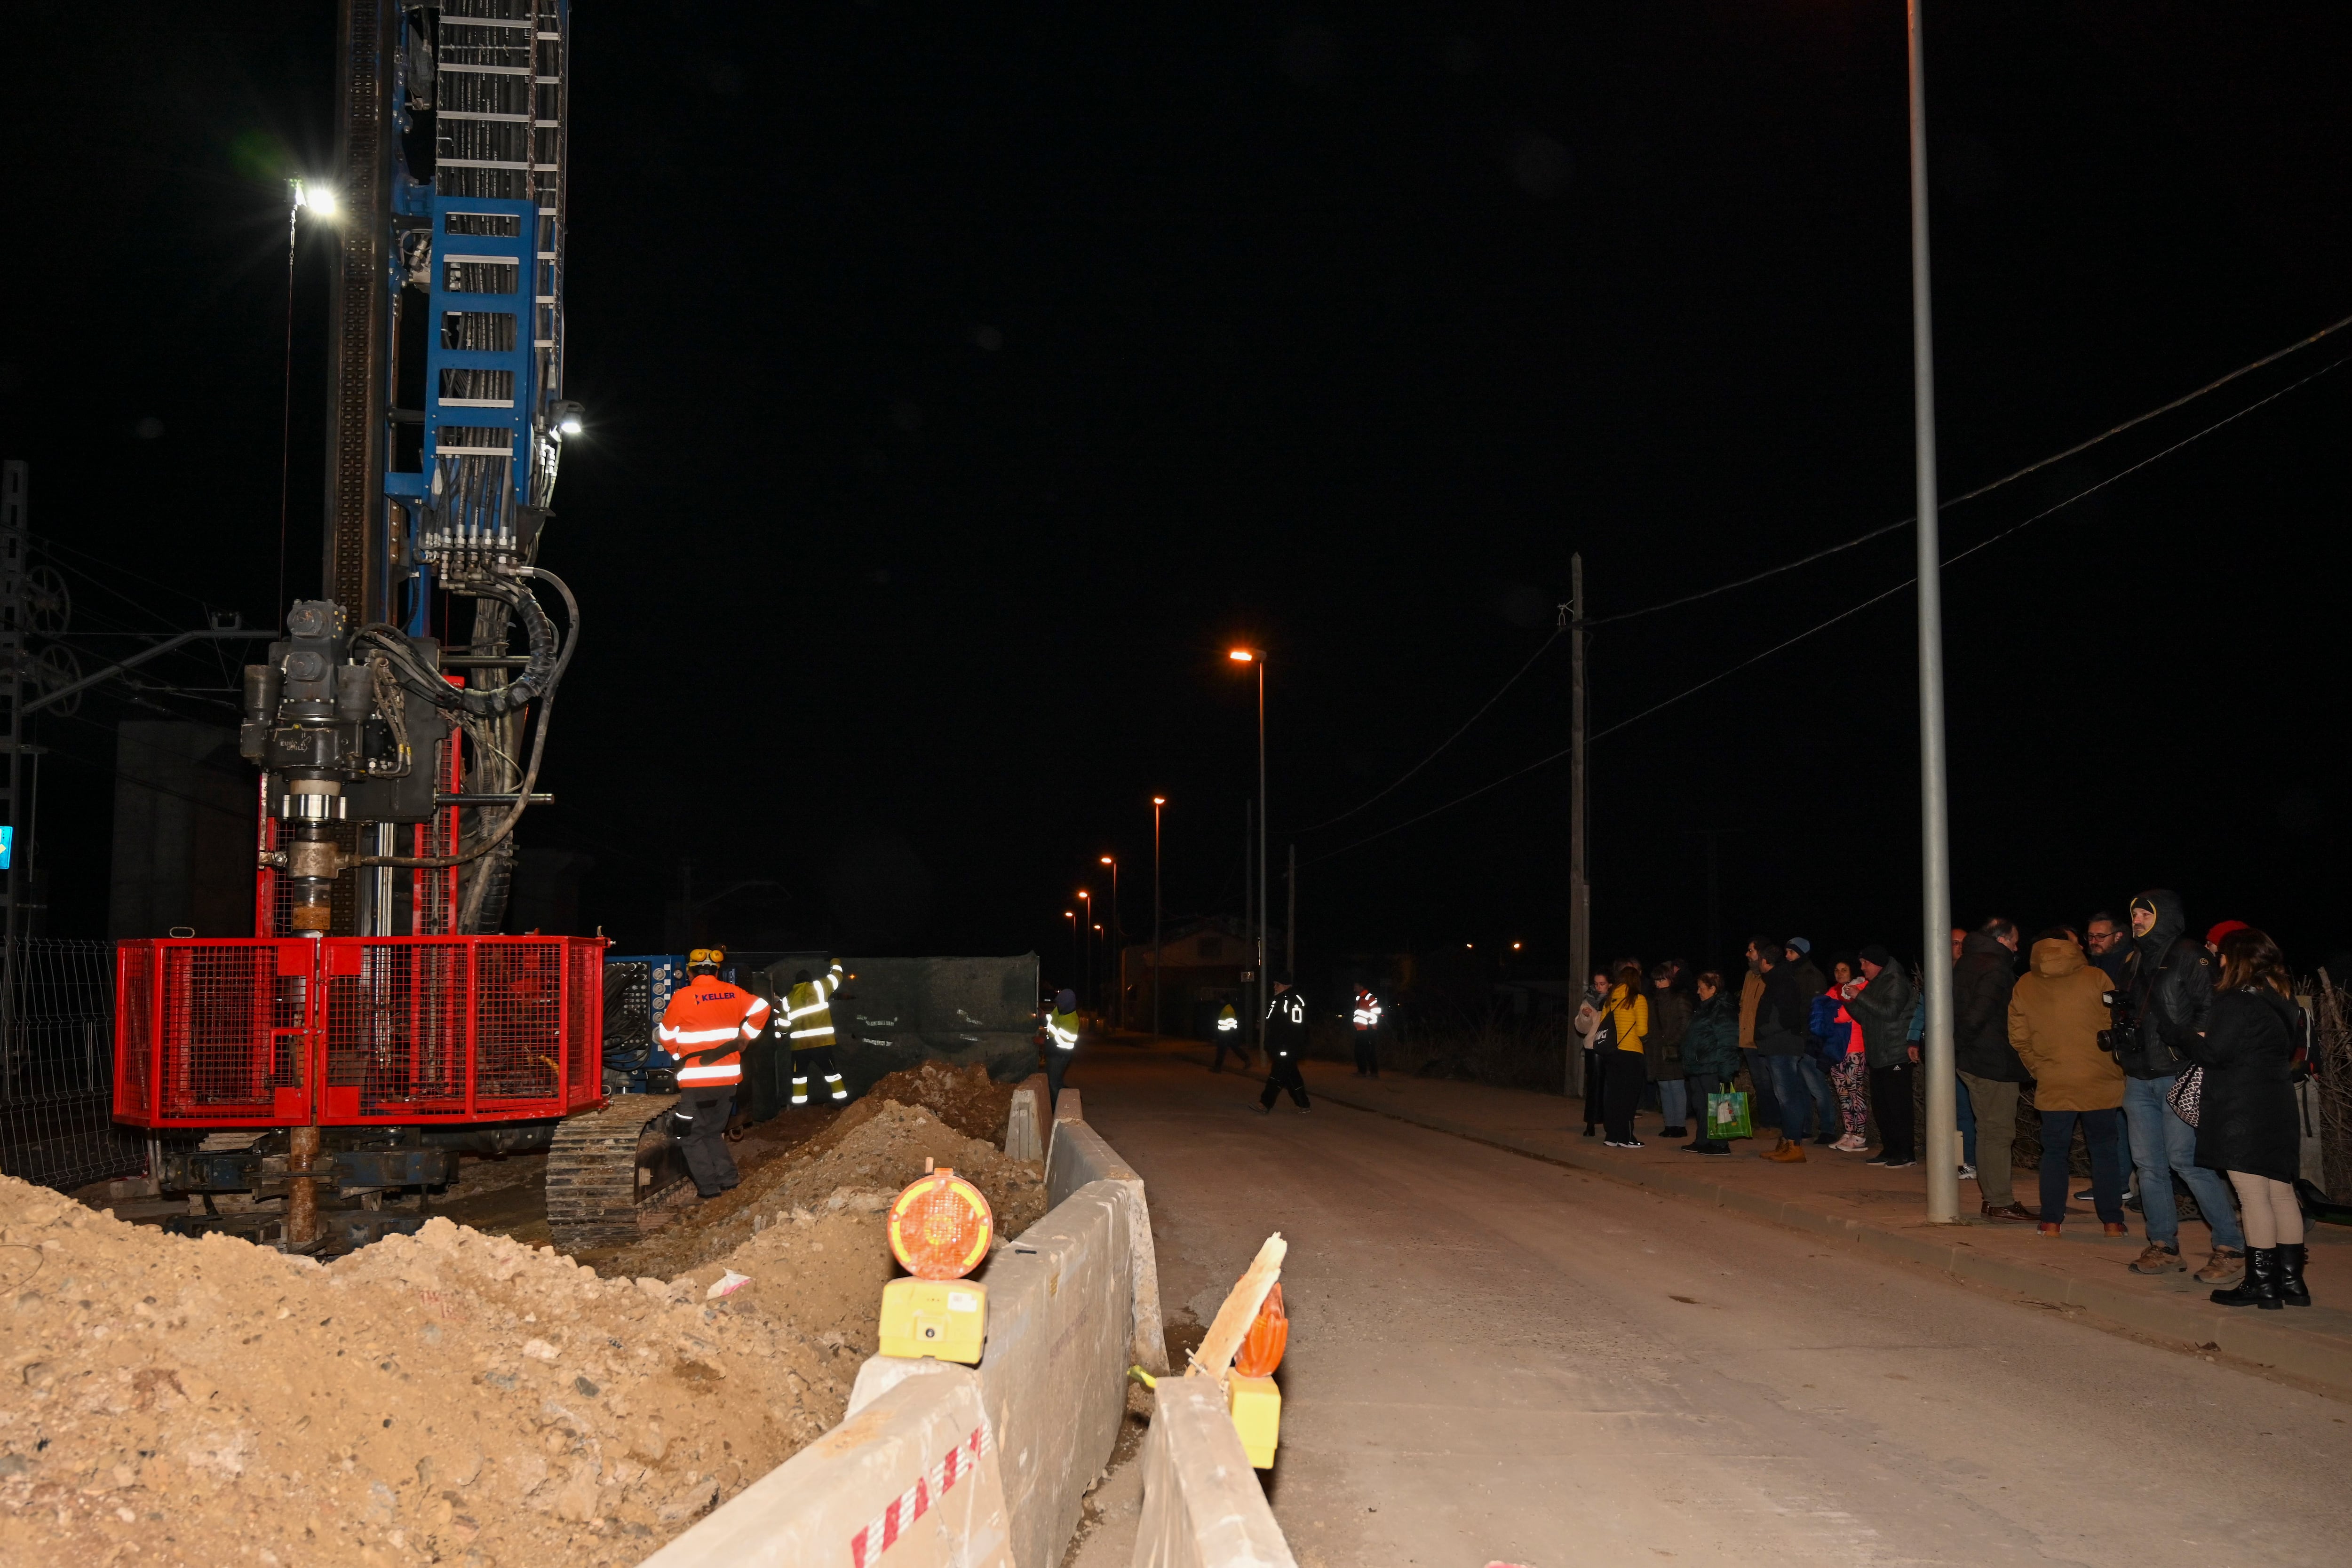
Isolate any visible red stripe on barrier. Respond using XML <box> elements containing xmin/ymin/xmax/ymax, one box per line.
<box><xmin>848</xmin><ymin>1420</ymin><xmax>991</xmax><ymax>1567</ymax></box>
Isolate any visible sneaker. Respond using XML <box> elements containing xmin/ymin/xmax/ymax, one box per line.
<box><xmin>1659</xmin><ymin>1125</ymin><xmax>1689</xmax><ymax>1138</ymax></box>
<box><xmin>1833</xmin><ymin>1135</ymin><xmax>1868</xmax><ymax>1153</ymax></box>
<box><xmin>1864</xmin><ymin>1153</ymin><xmax>1891</xmax><ymax>1165</ymax></box>
<box><xmin>2074</xmin><ymin>1188</ymin><xmax>2095</xmax><ymax>1201</ymax></box>
<box><xmin>1982</xmin><ymin>1202</ymin><xmax>2036</xmax><ymax>1223</ymax></box>
<box><xmin>1957</xmin><ymin>1163</ymin><xmax>1977</xmax><ymax>1181</ymax></box>
<box><xmin>1880</xmin><ymin>1158</ymin><xmax>1917</xmax><ymax>1169</ymax></box>
<box><xmin>2193</xmin><ymin>1245</ymin><xmax>2246</xmax><ymax>1286</ymax></box>
<box><xmin>2129</xmin><ymin>1243</ymin><xmax>2184</xmax><ymax>1275</ymax></box>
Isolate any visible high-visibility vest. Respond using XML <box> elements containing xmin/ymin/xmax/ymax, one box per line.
<box><xmin>1216</xmin><ymin>1005</ymin><xmax>1239</xmax><ymax>1034</ymax></box>
<box><xmin>658</xmin><ymin>975</ymin><xmax>771</xmax><ymax>1088</ymax></box>
<box><xmin>784</xmin><ymin>962</ymin><xmax>845</xmax><ymax>1052</ymax></box>
<box><xmin>1047</xmin><ymin>1009</ymin><xmax>1079</xmax><ymax>1050</ymax></box>
<box><xmin>1351</xmin><ymin>991</ymin><xmax>1382</xmax><ymax>1030</ymax></box>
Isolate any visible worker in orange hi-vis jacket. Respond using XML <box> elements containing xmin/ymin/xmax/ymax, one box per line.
<box><xmin>656</xmin><ymin>946</ymin><xmax>771</xmax><ymax>1198</ymax></box>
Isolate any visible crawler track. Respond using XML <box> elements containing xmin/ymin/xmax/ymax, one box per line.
<box><xmin>544</xmin><ymin>1093</ymin><xmax>684</xmax><ymax>1250</ymax></box>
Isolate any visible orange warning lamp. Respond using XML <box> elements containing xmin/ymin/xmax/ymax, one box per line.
<box><xmin>879</xmin><ymin>1166</ymin><xmax>994</xmax><ymax>1363</ymax></box>
<box><xmin>887</xmin><ymin>1166</ymin><xmax>993</xmax><ymax>1280</ymax></box>
<box><xmin>1232</xmin><ymin>1283</ymin><xmax>1287</xmax><ymax>1377</ymax></box>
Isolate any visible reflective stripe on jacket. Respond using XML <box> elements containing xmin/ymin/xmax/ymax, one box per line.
<box><xmin>784</xmin><ymin>962</ymin><xmax>845</xmax><ymax>1051</ymax></box>
<box><xmin>1351</xmin><ymin>991</ymin><xmax>1382</xmax><ymax>1030</ymax></box>
<box><xmin>1215</xmin><ymin>1006</ymin><xmax>1239</xmax><ymax>1033</ymax></box>
<box><xmin>657</xmin><ymin>975</ymin><xmax>771</xmax><ymax>1087</ymax></box>
<box><xmin>1048</xmin><ymin>1009</ymin><xmax>1079</xmax><ymax>1050</ymax></box>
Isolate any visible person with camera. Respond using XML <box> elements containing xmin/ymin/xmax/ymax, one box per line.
<box><xmin>2111</xmin><ymin>889</ymin><xmax>2248</xmax><ymax>1283</ymax></box>
<box><xmin>2186</xmin><ymin>927</ymin><xmax>2312</xmax><ymax>1308</ymax></box>
<box><xmin>2007</xmin><ymin>928</ymin><xmax>2128</xmax><ymax>1237</ymax></box>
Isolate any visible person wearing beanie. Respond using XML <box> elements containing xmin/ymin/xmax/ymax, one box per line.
<box><xmin>1256</xmin><ymin>974</ymin><xmax>1312</xmax><ymax>1113</ymax></box>
<box><xmin>2205</xmin><ymin>919</ymin><xmax>2250</xmax><ymax>955</ymax></box>
<box><xmin>1846</xmin><ymin>946</ymin><xmax>1919</xmax><ymax>1166</ymax></box>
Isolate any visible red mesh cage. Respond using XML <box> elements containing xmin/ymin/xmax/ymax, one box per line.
<box><xmin>115</xmin><ymin>936</ymin><xmax>606</xmax><ymax>1128</ymax></box>
<box><xmin>112</xmin><ymin>942</ymin><xmax>156</xmax><ymax>1121</ymax></box>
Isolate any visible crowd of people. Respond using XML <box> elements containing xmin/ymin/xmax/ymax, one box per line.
<box><xmin>1572</xmin><ymin>889</ymin><xmax>2316</xmax><ymax>1309</ymax></box>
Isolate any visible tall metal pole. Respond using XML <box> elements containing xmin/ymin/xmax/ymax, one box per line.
<box><xmin>1908</xmin><ymin>0</ymin><xmax>1959</xmax><ymax>1225</ymax></box>
<box><xmin>1567</xmin><ymin>554</ymin><xmax>1589</xmax><ymax>1095</ymax></box>
<box><xmin>1152</xmin><ymin>797</ymin><xmax>1164</xmax><ymax>1038</ymax></box>
<box><xmin>1242</xmin><ymin>799</ymin><xmax>1252</xmax><ymax>1025</ymax></box>
<box><xmin>1256</xmin><ymin>659</ymin><xmax>1268</xmax><ymax>1053</ymax></box>
<box><xmin>1285</xmin><ymin>842</ymin><xmax>1296</xmax><ymax>982</ymax></box>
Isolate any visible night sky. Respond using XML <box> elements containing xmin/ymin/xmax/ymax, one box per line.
<box><xmin>6</xmin><ymin>4</ymin><xmax>2348</xmax><ymax>988</ymax></box>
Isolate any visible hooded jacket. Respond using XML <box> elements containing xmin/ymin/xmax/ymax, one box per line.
<box><xmin>1952</xmin><ymin>931</ymin><xmax>2027</xmax><ymax>1082</ymax></box>
<box><xmin>2118</xmin><ymin>889</ymin><xmax>2213</xmax><ymax>1080</ymax></box>
<box><xmin>2005</xmin><ymin>937</ymin><xmax>2123</xmax><ymax>1111</ymax></box>
<box><xmin>1845</xmin><ymin>960</ymin><xmax>1919</xmax><ymax>1071</ymax></box>
<box><xmin>2184</xmin><ymin>985</ymin><xmax>2303</xmax><ymax>1184</ymax></box>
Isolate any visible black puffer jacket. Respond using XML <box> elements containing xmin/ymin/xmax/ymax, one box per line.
<box><xmin>2185</xmin><ymin>987</ymin><xmax>2301</xmax><ymax>1184</ymax></box>
<box><xmin>1952</xmin><ymin>932</ymin><xmax>2026</xmax><ymax>1081</ymax></box>
<box><xmin>2119</xmin><ymin>889</ymin><xmax>2213</xmax><ymax>1080</ymax></box>
<box><xmin>1846</xmin><ymin>960</ymin><xmax>1918</xmax><ymax>1070</ymax></box>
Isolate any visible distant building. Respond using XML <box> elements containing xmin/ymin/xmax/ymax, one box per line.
<box><xmin>1120</xmin><ymin>916</ymin><xmax>1277</xmax><ymax>1038</ymax></box>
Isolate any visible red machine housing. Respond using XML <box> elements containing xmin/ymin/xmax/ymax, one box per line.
<box><xmin>114</xmin><ymin>936</ymin><xmax>605</xmax><ymax>1129</ymax></box>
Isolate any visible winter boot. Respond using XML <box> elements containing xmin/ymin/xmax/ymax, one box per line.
<box><xmin>2209</xmin><ymin>1246</ymin><xmax>2282</xmax><ymax>1309</ymax></box>
<box><xmin>1765</xmin><ymin>1138</ymin><xmax>1807</xmax><ymax>1164</ymax></box>
<box><xmin>2275</xmin><ymin>1243</ymin><xmax>2311</xmax><ymax>1307</ymax></box>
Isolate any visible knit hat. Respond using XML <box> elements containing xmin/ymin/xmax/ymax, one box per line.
<box><xmin>1055</xmin><ymin>989</ymin><xmax>1077</xmax><ymax>1010</ymax></box>
<box><xmin>1785</xmin><ymin>937</ymin><xmax>1812</xmax><ymax>956</ymax></box>
<box><xmin>2205</xmin><ymin>919</ymin><xmax>2250</xmax><ymax>948</ymax></box>
<box><xmin>1858</xmin><ymin>943</ymin><xmax>1891</xmax><ymax>968</ymax></box>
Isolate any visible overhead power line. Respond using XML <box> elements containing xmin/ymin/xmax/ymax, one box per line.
<box><xmin>1301</xmin><ymin>351</ymin><xmax>2346</xmax><ymax>869</ymax></box>
<box><xmin>1292</xmin><ymin>626</ymin><xmax>1562</xmax><ymax>834</ymax></box>
<box><xmin>1559</xmin><ymin>310</ymin><xmax>2352</xmax><ymax>631</ymax></box>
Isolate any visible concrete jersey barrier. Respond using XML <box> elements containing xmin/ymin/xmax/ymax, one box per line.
<box><xmin>853</xmin><ymin>1176</ymin><xmax>1137</xmax><ymax>1568</ymax></box>
<box><xmin>1046</xmin><ymin>1115</ymin><xmax>1168</xmax><ymax>1376</ymax></box>
<box><xmin>1133</xmin><ymin>1378</ymin><xmax>1298</xmax><ymax>1568</ymax></box>
<box><xmin>639</xmin><ymin>1361</ymin><xmax>1014</xmax><ymax>1568</ymax></box>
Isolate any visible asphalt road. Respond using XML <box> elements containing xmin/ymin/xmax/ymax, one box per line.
<box><xmin>1073</xmin><ymin>1043</ymin><xmax>2346</xmax><ymax>1568</ymax></box>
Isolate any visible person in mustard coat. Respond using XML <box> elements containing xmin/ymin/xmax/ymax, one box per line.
<box><xmin>2007</xmin><ymin>930</ymin><xmax>2128</xmax><ymax>1237</ymax></box>
<box><xmin>1601</xmin><ymin>961</ymin><xmax>1651</xmax><ymax>1148</ymax></box>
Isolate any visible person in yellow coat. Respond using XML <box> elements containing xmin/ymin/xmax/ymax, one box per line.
<box><xmin>1600</xmin><ymin>960</ymin><xmax>1651</xmax><ymax>1148</ymax></box>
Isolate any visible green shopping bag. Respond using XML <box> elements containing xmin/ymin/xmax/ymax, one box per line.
<box><xmin>1706</xmin><ymin>1090</ymin><xmax>1753</xmax><ymax>1140</ymax></box>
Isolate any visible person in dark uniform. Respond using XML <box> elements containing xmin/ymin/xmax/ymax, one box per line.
<box><xmin>1256</xmin><ymin>974</ymin><xmax>1312</xmax><ymax>1113</ymax></box>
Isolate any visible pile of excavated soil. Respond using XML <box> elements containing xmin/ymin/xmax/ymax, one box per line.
<box><xmin>0</xmin><ymin>1174</ymin><xmax>855</xmax><ymax>1568</ymax></box>
<box><xmin>856</xmin><ymin>1061</ymin><xmax>1018</xmax><ymax>1144</ymax></box>
<box><xmin>586</xmin><ymin>1099</ymin><xmax>1049</xmax><ymax>1288</ymax></box>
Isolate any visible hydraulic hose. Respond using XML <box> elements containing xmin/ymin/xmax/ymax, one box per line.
<box><xmin>350</xmin><ymin>567</ymin><xmax>579</xmax><ymax>876</ymax></box>
<box><xmin>356</xmin><ymin>573</ymin><xmax>559</xmax><ymax>717</ymax></box>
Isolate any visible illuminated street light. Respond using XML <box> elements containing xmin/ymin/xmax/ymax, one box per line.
<box><xmin>1150</xmin><ymin>797</ymin><xmax>1167</xmax><ymax>1036</ymax></box>
<box><xmin>1226</xmin><ymin>648</ymin><xmax>1268</xmax><ymax>1051</ymax></box>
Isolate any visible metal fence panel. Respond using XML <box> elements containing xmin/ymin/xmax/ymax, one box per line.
<box><xmin>2</xmin><ymin>937</ymin><xmax>144</xmax><ymax>1190</ymax></box>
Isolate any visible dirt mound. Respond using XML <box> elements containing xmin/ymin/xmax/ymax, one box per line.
<box><xmin>857</xmin><ymin>1061</ymin><xmax>1018</xmax><ymax>1144</ymax></box>
<box><xmin>0</xmin><ymin>1176</ymin><xmax>851</xmax><ymax>1567</ymax></box>
<box><xmin>590</xmin><ymin>1100</ymin><xmax>1049</xmax><ymax>1287</ymax></box>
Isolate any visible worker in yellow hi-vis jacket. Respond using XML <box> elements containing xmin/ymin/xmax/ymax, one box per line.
<box><xmin>784</xmin><ymin>961</ymin><xmax>849</xmax><ymax>1106</ymax></box>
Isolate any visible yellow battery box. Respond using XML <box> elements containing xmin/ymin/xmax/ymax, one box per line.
<box><xmin>1226</xmin><ymin>1373</ymin><xmax>1281</xmax><ymax>1468</ymax></box>
<box><xmin>877</xmin><ymin>1276</ymin><xmax>987</xmax><ymax>1364</ymax></box>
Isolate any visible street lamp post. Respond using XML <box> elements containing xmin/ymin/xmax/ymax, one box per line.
<box><xmin>1228</xmin><ymin>649</ymin><xmax>1267</xmax><ymax>1052</ymax></box>
<box><xmin>1907</xmin><ymin>0</ymin><xmax>1959</xmax><ymax>1226</ymax></box>
<box><xmin>1151</xmin><ymin>797</ymin><xmax>1166</xmax><ymax>1038</ymax></box>
<box><xmin>1064</xmin><ymin>909</ymin><xmax>1077</xmax><ymax>996</ymax></box>
<box><xmin>1100</xmin><ymin>855</ymin><xmax>1120</xmax><ymax>1030</ymax></box>
<box><xmin>1077</xmin><ymin>890</ymin><xmax>1092</xmax><ymax>1014</ymax></box>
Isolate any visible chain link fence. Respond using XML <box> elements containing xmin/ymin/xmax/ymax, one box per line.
<box><xmin>1</xmin><ymin>938</ymin><xmax>145</xmax><ymax>1191</ymax></box>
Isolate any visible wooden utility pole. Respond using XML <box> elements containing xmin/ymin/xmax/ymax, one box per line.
<box><xmin>1568</xmin><ymin>554</ymin><xmax>1589</xmax><ymax>1093</ymax></box>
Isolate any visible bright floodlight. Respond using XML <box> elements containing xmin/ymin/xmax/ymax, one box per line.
<box><xmin>293</xmin><ymin>180</ymin><xmax>339</xmax><ymax>218</ymax></box>
<box><xmin>1227</xmin><ymin>649</ymin><xmax>1255</xmax><ymax>662</ymax></box>
<box><xmin>1152</xmin><ymin>795</ymin><xmax>1166</xmax><ymax>805</ymax></box>
<box><xmin>1100</xmin><ymin>855</ymin><xmax>1113</xmax><ymax>865</ymax></box>
<box><xmin>552</xmin><ymin>399</ymin><xmax>586</xmax><ymax>436</ymax></box>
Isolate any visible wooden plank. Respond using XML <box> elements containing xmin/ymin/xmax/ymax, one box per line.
<box><xmin>1187</xmin><ymin>1233</ymin><xmax>1285</xmax><ymax>1383</ymax></box>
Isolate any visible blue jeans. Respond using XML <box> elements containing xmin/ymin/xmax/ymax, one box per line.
<box><xmin>1658</xmin><ymin>1077</ymin><xmax>1688</xmax><ymax>1128</ymax></box>
<box><xmin>1953</xmin><ymin>1075</ymin><xmax>1979</xmax><ymax>1166</ymax></box>
<box><xmin>1764</xmin><ymin>1054</ymin><xmax>1826</xmax><ymax>1139</ymax></box>
<box><xmin>2038</xmin><ymin>1108</ymin><xmax>2125</xmax><ymax>1224</ymax></box>
<box><xmin>2122</xmin><ymin>1074</ymin><xmax>2245</xmax><ymax>1250</ymax></box>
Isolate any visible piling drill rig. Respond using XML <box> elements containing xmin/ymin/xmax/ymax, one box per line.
<box><xmin>110</xmin><ymin>0</ymin><xmax>680</xmax><ymax>1252</ymax></box>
